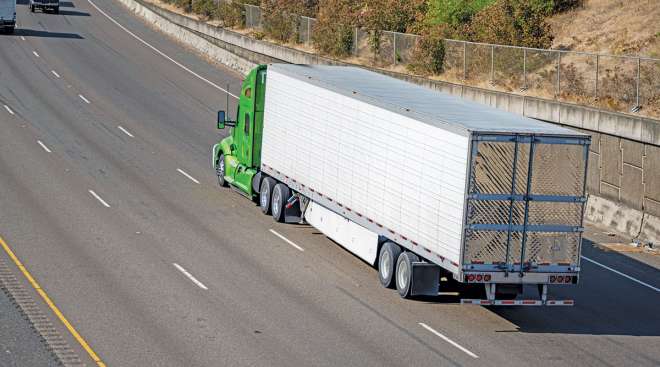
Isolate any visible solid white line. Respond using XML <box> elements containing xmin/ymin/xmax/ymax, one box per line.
<box><xmin>176</xmin><ymin>168</ymin><xmax>200</xmax><ymax>184</ymax></box>
<box><xmin>79</xmin><ymin>94</ymin><xmax>91</xmax><ymax>104</ymax></box>
<box><xmin>269</xmin><ymin>229</ymin><xmax>304</xmax><ymax>252</ymax></box>
<box><xmin>51</xmin><ymin>70</ymin><xmax>61</xmax><ymax>78</ymax></box>
<box><xmin>418</xmin><ymin>323</ymin><xmax>479</xmax><ymax>359</ymax></box>
<box><xmin>20</xmin><ymin>36</ymin><xmax>26</xmax><ymax>41</ymax></box>
<box><xmin>32</xmin><ymin>51</ymin><xmax>40</xmax><ymax>58</ymax></box>
<box><xmin>581</xmin><ymin>255</ymin><xmax>659</xmax><ymax>293</ymax></box>
<box><xmin>3</xmin><ymin>105</ymin><xmax>14</xmax><ymax>115</ymax></box>
<box><xmin>88</xmin><ymin>190</ymin><xmax>110</xmax><ymax>208</ymax></box>
<box><xmin>86</xmin><ymin>0</ymin><xmax>239</xmax><ymax>100</ymax></box>
<box><xmin>37</xmin><ymin>140</ymin><xmax>52</xmax><ymax>153</ymax></box>
<box><xmin>117</xmin><ymin>125</ymin><xmax>134</xmax><ymax>138</ymax></box>
<box><xmin>173</xmin><ymin>263</ymin><xmax>208</xmax><ymax>290</ymax></box>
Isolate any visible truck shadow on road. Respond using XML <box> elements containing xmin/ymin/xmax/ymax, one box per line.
<box><xmin>12</xmin><ymin>28</ymin><xmax>84</xmax><ymax>39</ymax></box>
<box><xmin>490</xmin><ymin>240</ymin><xmax>660</xmax><ymax>336</ymax></box>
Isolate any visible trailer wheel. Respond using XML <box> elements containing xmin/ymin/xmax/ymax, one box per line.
<box><xmin>260</xmin><ymin>177</ymin><xmax>276</xmax><ymax>215</ymax></box>
<box><xmin>271</xmin><ymin>183</ymin><xmax>290</xmax><ymax>222</ymax></box>
<box><xmin>396</xmin><ymin>252</ymin><xmax>419</xmax><ymax>299</ymax></box>
<box><xmin>30</xmin><ymin>4</ymin><xmax>35</xmax><ymax>12</ymax></box>
<box><xmin>378</xmin><ymin>242</ymin><xmax>402</xmax><ymax>289</ymax></box>
<box><xmin>216</xmin><ymin>153</ymin><xmax>227</xmax><ymax>187</ymax></box>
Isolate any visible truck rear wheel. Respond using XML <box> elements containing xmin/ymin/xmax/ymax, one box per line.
<box><xmin>30</xmin><ymin>4</ymin><xmax>35</xmax><ymax>12</ymax></box>
<box><xmin>260</xmin><ymin>177</ymin><xmax>275</xmax><ymax>215</ymax></box>
<box><xmin>378</xmin><ymin>242</ymin><xmax>402</xmax><ymax>289</ymax></box>
<box><xmin>271</xmin><ymin>183</ymin><xmax>290</xmax><ymax>222</ymax></box>
<box><xmin>396</xmin><ymin>252</ymin><xmax>419</xmax><ymax>299</ymax></box>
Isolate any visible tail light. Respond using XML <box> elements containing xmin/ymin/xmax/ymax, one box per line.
<box><xmin>484</xmin><ymin>274</ymin><xmax>491</xmax><ymax>282</ymax></box>
<box><xmin>467</xmin><ymin>274</ymin><xmax>475</xmax><ymax>282</ymax></box>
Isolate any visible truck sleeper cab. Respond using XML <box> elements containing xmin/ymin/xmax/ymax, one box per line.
<box><xmin>212</xmin><ymin>64</ymin><xmax>589</xmax><ymax>306</ymax></box>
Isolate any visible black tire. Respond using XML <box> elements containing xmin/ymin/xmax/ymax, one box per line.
<box><xmin>396</xmin><ymin>252</ymin><xmax>419</xmax><ymax>299</ymax></box>
<box><xmin>378</xmin><ymin>242</ymin><xmax>402</xmax><ymax>289</ymax></box>
<box><xmin>216</xmin><ymin>153</ymin><xmax>227</xmax><ymax>187</ymax></box>
<box><xmin>30</xmin><ymin>4</ymin><xmax>35</xmax><ymax>12</ymax></box>
<box><xmin>6</xmin><ymin>27</ymin><xmax>14</xmax><ymax>34</ymax></box>
<box><xmin>271</xmin><ymin>183</ymin><xmax>290</xmax><ymax>223</ymax></box>
<box><xmin>259</xmin><ymin>177</ymin><xmax>275</xmax><ymax>215</ymax></box>
<box><xmin>54</xmin><ymin>6</ymin><xmax>59</xmax><ymax>14</ymax></box>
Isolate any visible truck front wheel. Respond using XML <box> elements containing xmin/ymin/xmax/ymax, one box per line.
<box><xmin>216</xmin><ymin>153</ymin><xmax>227</xmax><ymax>187</ymax></box>
<box><xmin>260</xmin><ymin>177</ymin><xmax>275</xmax><ymax>215</ymax></box>
<box><xmin>378</xmin><ymin>242</ymin><xmax>402</xmax><ymax>289</ymax></box>
<box><xmin>271</xmin><ymin>183</ymin><xmax>290</xmax><ymax>222</ymax></box>
<box><xmin>396</xmin><ymin>252</ymin><xmax>419</xmax><ymax>299</ymax></box>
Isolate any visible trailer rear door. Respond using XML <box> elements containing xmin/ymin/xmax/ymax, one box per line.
<box><xmin>463</xmin><ymin>134</ymin><xmax>590</xmax><ymax>276</ymax></box>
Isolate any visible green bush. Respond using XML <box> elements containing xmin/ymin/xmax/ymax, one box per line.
<box><xmin>191</xmin><ymin>0</ymin><xmax>216</xmax><ymax>19</ymax></box>
<box><xmin>312</xmin><ymin>23</ymin><xmax>354</xmax><ymax>57</ymax></box>
<box><xmin>465</xmin><ymin>0</ymin><xmax>553</xmax><ymax>48</ymax></box>
<box><xmin>261</xmin><ymin>0</ymin><xmax>315</xmax><ymax>43</ymax></box>
<box><xmin>216</xmin><ymin>2</ymin><xmax>244</xmax><ymax>27</ymax></box>
<box><xmin>426</xmin><ymin>0</ymin><xmax>495</xmax><ymax>27</ymax></box>
<box><xmin>407</xmin><ymin>27</ymin><xmax>447</xmax><ymax>75</ymax></box>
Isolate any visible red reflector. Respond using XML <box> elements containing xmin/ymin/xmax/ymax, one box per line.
<box><xmin>484</xmin><ymin>274</ymin><xmax>491</xmax><ymax>282</ymax></box>
<box><xmin>501</xmin><ymin>300</ymin><xmax>515</xmax><ymax>305</ymax></box>
<box><xmin>522</xmin><ymin>300</ymin><xmax>537</xmax><ymax>305</ymax></box>
<box><xmin>471</xmin><ymin>260</ymin><xmax>484</xmax><ymax>264</ymax></box>
<box><xmin>476</xmin><ymin>274</ymin><xmax>483</xmax><ymax>282</ymax></box>
<box><xmin>556</xmin><ymin>276</ymin><xmax>564</xmax><ymax>283</ymax></box>
<box><xmin>467</xmin><ymin>274</ymin><xmax>475</xmax><ymax>282</ymax></box>
<box><xmin>549</xmin><ymin>275</ymin><xmax>556</xmax><ymax>283</ymax></box>
<box><xmin>565</xmin><ymin>276</ymin><xmax>572</xmax><ymax>283</ymax></box>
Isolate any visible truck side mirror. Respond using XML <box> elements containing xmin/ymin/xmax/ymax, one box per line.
<box><xmin>217</xmin><ymin>110</ymin><xmax>226</xmax><ymax>129</ymax></box>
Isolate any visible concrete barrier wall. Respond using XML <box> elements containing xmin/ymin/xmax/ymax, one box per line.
<box><xmin>118</xmin><ymin>0</ymin><xmax>660</xmax><ymax>245</ymax></box>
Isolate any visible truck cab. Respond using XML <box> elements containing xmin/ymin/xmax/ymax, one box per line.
<box><xmin>212</xmin><ymin>65</ymin><xmax>267</xmax><ymax>197</ymax></box>
<box><xmin>30</xmin><ymin>0</ymin><xmax>59</xmax><ymax>14</ymax></box>
<box><xmin>0</xmin><ymin>0</ymin><xmax>16</xmax><ymax>34</ymax></box>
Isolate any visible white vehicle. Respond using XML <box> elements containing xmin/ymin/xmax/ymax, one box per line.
<box><xmin>0</xmin><ymin>0</ymin><xmax>15</xmax><ymax>34</ymax></box>
<box><xmin>29</xmin><ymin>0</ymin><xmax>59</xmax><ymax>13</ymax></box>
<box><xmin>213</xmin><ymin>64</ymin><xmax>590</xmax><ymax>305</ymax></box>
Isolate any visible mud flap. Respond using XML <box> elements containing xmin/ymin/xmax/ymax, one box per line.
<box><xmin>411</xmin><ymin>263</ymin><xmax>440</xmax><ymax>296</ymax></box>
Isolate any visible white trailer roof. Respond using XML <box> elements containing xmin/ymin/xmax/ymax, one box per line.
<box><xmin>269</xmin><ymin>64</ymin><xmax>586</xmax><ymax>137</ymax></box>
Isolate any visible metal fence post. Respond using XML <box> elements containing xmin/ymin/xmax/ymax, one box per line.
<box><xmin>556</xmin><ymin>51</ymin><xmax>561</xmax><ymax>98</ymax></box>
<box><xmin>633</xmin><ymin>57</ymin><xmax>641</xmax><ymax>112</ymax></box>
<box><xmin>522</xmin><ymin>48</ymin><xmax>527</xmax><ymax>91</ymax></box>
<box><xmin>463</xmin><ymin>41</ymin><xmax>467</xmax><ymax>81</ymax></box>
<box><xmin>307</xmin><ymin>18</ymin><xmax>311</xmax><ymax>45</ymax></box>
<box><xmin>393</xmin><ymin>33</ymin><xmax>397</xmax><ymax>65</ymax></box>
<box><xmin>595</xmin><ymin>54</ymin><xmax>599</xmax><ymax>100</ymax></box>
<box><xmin>354</xmin><ymin>27</ymin><xmax>358</xmax><ymax>56</ymax></box>
<box><xmin>490</xmin><ymin>45</ymin><xmax>494</xmax><ymax>84</ymax></box>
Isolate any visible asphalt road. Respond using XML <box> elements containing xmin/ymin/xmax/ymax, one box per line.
<box><xmin>0</xmin><ymin>1</ymin><xmax>658</xmax><ymax>366</ymax></box>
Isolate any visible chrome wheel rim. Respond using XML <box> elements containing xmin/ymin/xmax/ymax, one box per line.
<box><xmin>380</xmin><ymin>250</ymin><xmax>391</xmax><ymax>280</ymax></box>
<box><xmin>272</xmin><ymin>189</ymin><xmax>281</xmax><ymax>217</ymax></box>
<box><xmin>397</xmin><ymin>257</ymin><xmax>409</xmax><ymax>290</ymax></box>
<box><xmin>260</xmin><ymin>185</ymin><xmax>268</xmax><ymax>208</ymax></box>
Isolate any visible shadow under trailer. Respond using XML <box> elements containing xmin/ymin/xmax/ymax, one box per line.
<box><xmin>212</xmin><ymin>64</ymin><xmax>590</xmax><ymax>306</ymax></box>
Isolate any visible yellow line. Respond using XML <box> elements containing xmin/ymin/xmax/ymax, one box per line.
<box><xmin>0</xmin><ymin>234</ymin><xmax>107</xmax><ymax>367</ymax></box>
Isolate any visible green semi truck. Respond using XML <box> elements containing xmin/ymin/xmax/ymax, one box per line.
<box><xmin>212</xmin><ymin>64</ymin><xmax>589</xmax><ymax>305</ymax></box>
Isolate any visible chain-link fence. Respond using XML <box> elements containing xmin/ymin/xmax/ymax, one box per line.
<box><xmin>235</xmin><ymin>3</ymin><xmax>659</xmax><ymax>116</ymax></box>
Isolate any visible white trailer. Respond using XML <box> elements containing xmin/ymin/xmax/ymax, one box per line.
<box><xmin>254</xmin><ymin>64</ymin><xmax>589</xmax><ymax>305</ymax></box>
<box><xmin>0</xmin><ymin>0</ymin><xmax>16</xmax><ymax>34</ymax></box>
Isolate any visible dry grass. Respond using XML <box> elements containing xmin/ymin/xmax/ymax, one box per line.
<box><xmin>549</xmin><ymin>0</ymin><xmax>660</xmax><ymax>57</ymax></box>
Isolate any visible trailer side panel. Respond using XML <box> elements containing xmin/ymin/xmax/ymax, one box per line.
<box><xmin>262</xmin><ymin>69</ymin><xmax>469</xmax><ymax>268</ymax></box>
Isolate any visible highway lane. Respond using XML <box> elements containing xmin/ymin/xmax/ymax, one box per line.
<box><xmin>0</xmin><ymin>0</ymin><xmax>659</xmax><ymax>366</ymax></box>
